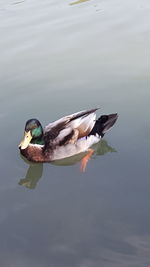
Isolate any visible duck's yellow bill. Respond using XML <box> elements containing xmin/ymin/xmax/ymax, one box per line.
<box><xmin>19</xmin><ymin>131</ymin><xmax>32</xmax><ymax>149</ymax></box>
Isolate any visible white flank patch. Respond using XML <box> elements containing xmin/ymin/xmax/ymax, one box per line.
<box><xmin>51</xmin><ymin>135</ymin><xmax>100</xmax><ymax>161</ymax></box>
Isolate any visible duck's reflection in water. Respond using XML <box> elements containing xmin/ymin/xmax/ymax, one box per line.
<box><xmin>18</xmin><ymin>140</ymin><xmax>116</xmax><ymax>189</ymax></box>
<box><xmin>19</xmin><ymin>161</ymin><xmax>43</xmax><ymax>189</ymax></box>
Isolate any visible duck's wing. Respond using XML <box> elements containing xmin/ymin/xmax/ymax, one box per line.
<box><xmin>44</xmin><ymin>108</ymin><xmax>98</xmax><ymax>146</ymax></box>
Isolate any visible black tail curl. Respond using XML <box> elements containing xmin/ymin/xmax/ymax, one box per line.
<box><xmin>89</xmin><ymin>113</ymin><xmax>118</xmax><ymax>138</ymax></box>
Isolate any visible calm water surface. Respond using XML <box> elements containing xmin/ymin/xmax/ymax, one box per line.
<box><xmin>1</xmin><ymin>0</ymin><xmax>150</xmax><ymax>266</ymax></box>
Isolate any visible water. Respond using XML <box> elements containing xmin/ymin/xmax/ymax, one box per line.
<box><xmin>0</xmin><ymin>0</ymin><xmax>150</xmax><ymax>266</ymax></box>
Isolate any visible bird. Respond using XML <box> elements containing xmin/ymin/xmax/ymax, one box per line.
<box><xmin>19</xmin><ymin>108</ymin><xmax>118</xmax><ymax>171</ymax></box>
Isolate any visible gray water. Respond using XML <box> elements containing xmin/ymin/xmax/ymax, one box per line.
<box><xmin>1</xmin><ymin>0</ymin><xmax>150</xmax><ymax>266</ymax></box>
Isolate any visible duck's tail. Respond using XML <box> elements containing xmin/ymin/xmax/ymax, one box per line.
<box><xmin>89</xmin><ymin>113</ymin><xmax>118</xmax><ymax>137</ymax></box>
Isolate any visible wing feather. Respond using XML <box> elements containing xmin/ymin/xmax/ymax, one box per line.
<box><xmin>44</xmin><ymin>108</ymin><xmax>98</xmax><ymax>146</ymax></box>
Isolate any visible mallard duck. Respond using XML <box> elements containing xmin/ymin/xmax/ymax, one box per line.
<box><xmin>19</xmin><ymin>108</ymin><xmax>118</xmax><ymax>170</ymax></box>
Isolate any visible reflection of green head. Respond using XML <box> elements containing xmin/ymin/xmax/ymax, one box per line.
<box><xmin>19</xmin><ymin>163</ymin><xmax>43</xmax><ymax>189</ymax></box>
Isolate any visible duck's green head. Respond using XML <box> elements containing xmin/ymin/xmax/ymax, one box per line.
<box><xmin>19</xmin><ymin>119</ymin><xmax>44</xmax><ymax>150</ymax></box>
